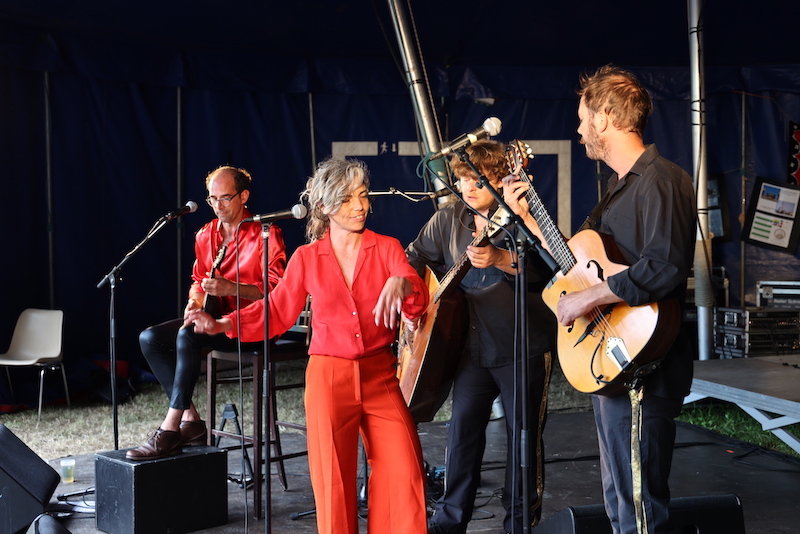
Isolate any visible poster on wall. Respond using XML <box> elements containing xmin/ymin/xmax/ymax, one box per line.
<box><xmin>742</xmin><ymin>176</ymin><xmax>800</xmax><ymax>253</ymax></box>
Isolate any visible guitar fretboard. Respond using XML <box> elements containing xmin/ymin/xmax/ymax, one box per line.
<box><xmin>431</xmin><ymin>224</ymin><xmax>490</xmax><ymax>303</ymax></box>
<box><xmin>511</xmin><ymin>164</ymin><xmax>575</xmax><ymax>276</ymax></box>
<box><xmin>506</xmin><ymin>141</ymin><xmax>575</xmax><ymax>274</ymax></box>
<box><xmin>431</xmin><ymin>206</ymin><xmax>509</xmax><ymax>303</ymax></box>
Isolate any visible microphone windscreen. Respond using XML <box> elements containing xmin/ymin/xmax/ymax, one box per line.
<box><xmin>291</xmin><ymin>204</ymin><xmax>308</xmax><ymax>219</ymax></box>
<box><xmin>483</xmin><ymin>117</ymin><xmax>502</xmax><ymax>136</ymax></box>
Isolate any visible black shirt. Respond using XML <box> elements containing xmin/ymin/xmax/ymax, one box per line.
<box><xmin>406</xmin><ymin>201</ymin><xmax>556</xmax><ymax>368</ymax></box>
<box><xmin>595</xmin><ymin>144</ymin><xmax>697</xmax><ymax>397</ymax></box>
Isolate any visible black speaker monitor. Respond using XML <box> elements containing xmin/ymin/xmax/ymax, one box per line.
<box><xmin>0</xmin><ymin>424</ymin><xmax>60</xmax><ymax>534</ymax></box>
<box><xmin>534</xmin><ymin>494</ymin><xmax>745</xmax><ymax>534</ymax></box>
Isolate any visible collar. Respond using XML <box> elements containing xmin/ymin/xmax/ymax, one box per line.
<box><xmin>610</xmin><ymin>144</ymin><xmax>659</xmax><ymax>193</ymax></box>
<box><xmin>316</xmin><ymin>228</ymin><xmax>376</xmax><ymax>255</ymax></box>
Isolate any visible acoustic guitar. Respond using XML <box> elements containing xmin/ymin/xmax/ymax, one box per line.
<box><xmin>506</xmin><ymin>140</ymin><xmax>681</xmax><ymax>395</ymax></box>
<box><xmin>202</xmin><ymin>244</ymin><xmax>228</xmax><ymax>318</ymax></box>
<box><xmin>397</xmin><ymin>205</ymin><xmax>511</xmax><ymax>421</ymax></box>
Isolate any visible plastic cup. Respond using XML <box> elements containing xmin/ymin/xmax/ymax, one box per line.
<box><xmin>60</xmin><ymin>457</ymin><xmax>75</xmax><ymax>483</ymax></box>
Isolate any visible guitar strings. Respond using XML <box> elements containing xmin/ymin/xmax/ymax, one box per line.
<box><xmin>510</xmin><ymin>142</ymin><xmax>621</xmax><ymax>383</ymax></box>
<box><xmin>518</xmin><ymin>166</ymin><xmax>622</xmax><ymax>377</ymax></box>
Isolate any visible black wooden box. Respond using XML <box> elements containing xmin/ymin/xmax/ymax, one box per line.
<box><xmin>95</xmin><ymin>446</ymin><xmax>227</xmax><ymax>534</ymax></box>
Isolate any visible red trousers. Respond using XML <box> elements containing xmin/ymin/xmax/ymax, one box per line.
<box><xmin>305</xmin><ymin>349</ymin><xmax>428</xmax><ymax>534</ymax></box>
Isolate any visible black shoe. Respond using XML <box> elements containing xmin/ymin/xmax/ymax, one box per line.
<box><xmin>125</xmin><ymin>428</ymin><xmax>181</xmax><ymax>460</ymax></box>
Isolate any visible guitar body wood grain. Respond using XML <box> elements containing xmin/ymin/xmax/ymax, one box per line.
<box><xmin>543</xmin><ymin>230</ymin><xmax>681</xmax><ymax>395</ymax></box>
<box><xmin>396</xmin><ymin>265</ymin><xmax>469</xmax><ymax>422</ymax></box>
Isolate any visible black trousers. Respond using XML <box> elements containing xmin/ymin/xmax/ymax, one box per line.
<box><xmin>429</xmin><ymin>353</ymin><xmax>549</xmax><ymax>534</ymax></box>
<box><xmin>139</xmin><ymin>318</ymin><xmax>262</xmax><ymax>410</ymax></box>
<box><xmin>592</xmin><ymin>392</ymin><xmax>683</xmax><ymax>534</ymax></box>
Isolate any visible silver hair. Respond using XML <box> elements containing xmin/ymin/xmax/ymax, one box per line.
<box><xmin>301</xmin><ymin>157</ymin><xmax>371</xmax><ymax>242</ymax></box>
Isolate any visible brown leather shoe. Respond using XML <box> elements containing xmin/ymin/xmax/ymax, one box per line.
<box><xmin>179</xmin><ymin>420</ymin><xmax>208</xmax><ymax>447</ymax></box>
<box><xmin>125</xmin><ymin>428</ymin><xmax>181</xmax><ymax>460</ymax></box>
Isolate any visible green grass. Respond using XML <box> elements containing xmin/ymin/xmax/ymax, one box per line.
<box><xmin>3</xmin><ymin>360</ymin><xmax>797</xmax><ymax>463</ymax></box>
<box><xmin>679</xmin><ymin>399</ymin><xmax>800</xmax><ymax>458</ymax></box>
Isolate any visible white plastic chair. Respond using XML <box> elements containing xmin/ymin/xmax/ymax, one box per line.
<box><xmin>0</xmin><ymin>308</ymin><xmax>70</xmax><ymax>423</ymax></box>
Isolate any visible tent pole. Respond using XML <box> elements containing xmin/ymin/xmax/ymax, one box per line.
<box><xmin>739</xmin><ymin>92</ymin><xmax>747</xmax><ymax>305</ymax></box>
<box><xmin>308</xmin><ymin>92</ymin><xmax>317</xmax><ymax>172</ymax></box>
<box><xmin>44</xmin><ymin>72</ymin><xmax>56</xmax><ymax>308</ymax></box>
<box><xmin>688</xmin><ymin>0</ymin><xmax>714</xmax><ymax>360</ymax></box>
<box><xmin>386</xmin><ymin>0</ymin><xmax>449</xmax><ymax>189</ymax></box>
<box><xmin>176</xmin><ymin>86</ymin><xmax>185</xmax><ymax>316</ymax></box>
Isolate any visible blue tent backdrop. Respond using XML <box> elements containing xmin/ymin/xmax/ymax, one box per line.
<box><xmin>0</xmin><ymin>0</ymin><xmax>798</xmax><ymax>407</ymax></box>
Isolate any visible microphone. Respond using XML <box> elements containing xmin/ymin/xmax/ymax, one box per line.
<box><xmin>242</xmin><ymin>204</ymin><xmax>308</xmax><ymax>223</ymax></box>
<box><xmin>426</xmin><ymin>188</ymin><xmax>456</xmax><ymax>199</ymax></box>
<box><xmin>429</xmin><ymin>117</ymin><xmax>502</xmax><ymax>160</ymax></box>
<box><xmin>164</xmin><ymin>201</ymin><xmax>198</xmax><ymax>220</ymax></box>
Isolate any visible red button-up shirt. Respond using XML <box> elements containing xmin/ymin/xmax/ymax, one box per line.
<box><xmin>227</xmin><ymin>229</ymin><xmax>427</xmax><ymax>359</ymax></box>
<box><xmin>191</xmin><ymin>208</ymin><xmax>286</xmax><ymax>317</ymax></box>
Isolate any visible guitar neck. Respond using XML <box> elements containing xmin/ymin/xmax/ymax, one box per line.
<box><xmin>519</xmin><ymin>170</ymin><xmax>575</xmax><ymax>274</ymax></box>
<box><xmin>202</xmin><ymin>244</ymin><xmax>227</xmax><ymax>316</ymax></box>
<box><xmin>432</xmin><ymin>224</ymin><xmax>490</xmax><ymax>302</ymax></box>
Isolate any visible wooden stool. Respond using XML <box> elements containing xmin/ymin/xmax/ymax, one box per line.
<box><xmin>205</xmin><ymin>298</ymin><xmax>311</xmax><ymax>519</ymax></box>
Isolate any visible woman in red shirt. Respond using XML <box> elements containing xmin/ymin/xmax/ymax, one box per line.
<box><xmin>189</xmin><ymin>157</ymin><xmax>429</xmax><ymax>534</ymax></box>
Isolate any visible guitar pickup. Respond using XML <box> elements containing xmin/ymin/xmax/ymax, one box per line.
<box><xmin>606</xmin><ymin>337</ymin><xmax>633</xmax><ymax>371</ymax></box>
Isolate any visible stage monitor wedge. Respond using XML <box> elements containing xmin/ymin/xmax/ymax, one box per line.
<box><xmin>0</xmin><ymin>424</ymin><xmax>60</xmax><ymax>534</ymax></box>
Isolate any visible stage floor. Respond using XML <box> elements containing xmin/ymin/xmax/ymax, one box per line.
<box><xmin>47</xmin><ymin>409</ymin><xmax>799</xmax><ymax>534</ymax></box>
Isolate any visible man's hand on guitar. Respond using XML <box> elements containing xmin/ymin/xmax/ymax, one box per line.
<box><xmin>184</xmin><ymin>309</ymin><xmax>230</xmax><ymax>335</ymax></box>
<box><xmin>466</xmin><ymin>243</ymin><xmax>500</xmax><ymax>269</ymax></box>
<box><xmin>201</xmin><ymin>276</ymin><xmax>235</xmax><ymax>297</ymax></box>
<box><xmin>184</xmin><ymin>298</ymin><xmax>202</xmax><ymax>315</ymax></box>
<box><xmin>502</xmin><ymin>177</ymin><xmax>531</xmax><ymax>219</ymax></box>
<box><xmin>556</xmin><ymin>281</ymin><xmax>621</xmax><ymax>327</ymax></box>
<box><xmin>401</xmin><ymin>312</ymin><xmax>420</xmax><ymax>333</ymax></box>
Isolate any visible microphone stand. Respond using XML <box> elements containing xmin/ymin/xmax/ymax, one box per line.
<box><xmin>260</xmin><ymin>221</ymin><xmax>273</xmax><ymax>534</ymax></box>
<box><xmin>368</xmin><ymin>187</ymin><xmax>456</xmax><ymax>206</ymax></box>
<box><xmin>97</xmin><ymin>214</ymin><xmax>177</xmax><ymax>450</ymax></box>
<box><xmin>450</xmin><ymin>148</ymin><xmax>557</xmax><ymax>534</ymax></box>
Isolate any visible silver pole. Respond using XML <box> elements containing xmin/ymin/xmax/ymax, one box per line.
<box><xmin>386</xmin><ymin>0</ymin><xmax>449</xmax><ymax>189</ymax></box>
<box><xmin>688</xmin><ymin>0</ymin><xmax>714</xmax><ymax>360</ymax></box>
<box><xmin>740</xmin><ymin>92</ymin><xmax>747</xmax><ymax>306</ymax></box>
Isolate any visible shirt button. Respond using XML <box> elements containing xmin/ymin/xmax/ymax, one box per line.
<box><xmin>355</xmin><ymin>333</ymin><xmax>361</xmax><ymax>338</ymax></box>
<box><xmin>352</xmin><ymin>311</ymin><xmax>357</xmax><ymax>315</ymax></box>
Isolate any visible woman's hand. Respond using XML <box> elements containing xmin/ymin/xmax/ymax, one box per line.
<box><xmin>373</xmin><ymin>276</ymin><xmax>412</xmax><ymax>330</ymax></box>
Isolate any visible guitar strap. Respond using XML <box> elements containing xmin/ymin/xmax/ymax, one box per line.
<box><xmin>530</xmin><ymin>350</ymin><xmax>553</xmax><ymax>527</ymax></box>
<box><xmin>581</xmin><ymin>169</ymin><xmax>632</xmax><ymax>232</ymax></box>
<box><xmin>629</xmin><ymin>387</ymin><xmax>649</xmax><ymax>534</ymax></box>
<box><xmin>579</xmin><ymin>189</ymin><xmax>613</xmax><ymax>233</ymax></box>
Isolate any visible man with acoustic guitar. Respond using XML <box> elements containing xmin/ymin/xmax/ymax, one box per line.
<box><xmin>504</xmin><ymin>65</ymin><xmax>696</xmax><ymax>534</ymax></box>
<box><xmin>128</xmin><ymin>165</ymin><xmax>287</xmax><ymax>460</ymax></box>
<box><xmin>407</xmin><ymin>139</ymin><xmax>557</xmax><ymax>534</ymax></box>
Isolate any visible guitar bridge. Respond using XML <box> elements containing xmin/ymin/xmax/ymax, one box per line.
<box><xmin>606</xmin><ymin>337</ymin><xmax>633</xmax><ymax>371</ymax></box>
